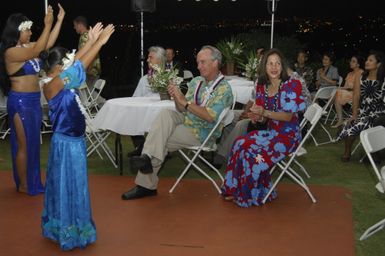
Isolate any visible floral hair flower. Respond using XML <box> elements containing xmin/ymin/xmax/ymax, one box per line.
<box><xmin>18</xmin><ymin>21</ymin><xmax>33</xmax><ymax>31</ymax></box>
<box><xmin>62</xmin><ymin>49</ymin><xmax>76</xmax><ymax>71</ymax></box>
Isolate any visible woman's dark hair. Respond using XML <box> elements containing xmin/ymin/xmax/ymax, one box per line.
<box><xmin>322</xmin><ymin>51</ymin><xmax>336</xmax><ymax>63</ymax></box>
<box><xmin>0</xmin><ymin>13</ymin><xmax>30</xmax><ymax>95</ymax></box>
<box><xmin>361</xmin><ymin>50</ymin><xmax>385</xmax><ymax>85</ymax></box>
<box><xmin>40</xmin><ymin>46</ymin><xmax>69</xmax><ymax>73</ymax></box>
<box><xmin>256</xmin><ymin>48</ymin><xmax>290</xmax><ymax>85</ymax></box>
<box><xmin>351</xmin><ymin>54</ymin><xmax>365</xmax><ymax>71</ymax></box>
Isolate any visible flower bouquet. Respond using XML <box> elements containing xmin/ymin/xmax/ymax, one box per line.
<box><xmin>216</xmin><ymin>36</ymin><xmax>244</xmax><ymax>75</ymax></box>
<box><xmin>239</xmin><ymin>51</ymin><xmax>260</xmax><ymax>82</ymax></box>
<box><xmin>147</xmin><ymin>63</ymin><xmax>183</xmax><ymax>100</ymax></box>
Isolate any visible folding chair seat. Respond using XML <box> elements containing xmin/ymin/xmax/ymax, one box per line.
<box><xmin>262</xmin><ymin>103</ymin><xmax>323</xmax><ymax>204</ymax></box>
<box><xmin>84</xmin><ymin>110</ymin><xmax>118</xmax><ymax>168</ymax></box>
<box><xmin>169</xmin><ymin>107</ymin><xmax>232</xmax><ymax>194</ymax></box>
<box><xmin>310</xmin><ymin>86</ymin><xmax>336</xmax><ymax>146</ymax></box>
<box><xmin>359</xmin><ymin>126</ymin><xmax>385</xmax><ymax>240</ymax></box>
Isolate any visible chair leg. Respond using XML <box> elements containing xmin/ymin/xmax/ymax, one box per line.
<box><xmin>170</xmin><ymin>150</ymin><xmax>223</xmax><ymax>194</ymax></box>
<box><xmin>360</xmin><ymin>218</ymin><xmax>385</xmax><ymax>240</ymax></box>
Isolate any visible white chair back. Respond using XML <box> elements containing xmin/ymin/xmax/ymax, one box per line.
<box><xmin>183</xmin><ymin>70</ymin><xmax>194</xmax><ymax>80</ymax></box>
<box><xmin>359</xmin><ymin>125</ymin><xmax>385</xmax><ymax>240</ymax></box>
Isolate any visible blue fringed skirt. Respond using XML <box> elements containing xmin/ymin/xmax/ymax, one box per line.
<box><xmin>41</xmin><ymin>133</ymin><xmax>96</xmax><ymax>251</ymax></box>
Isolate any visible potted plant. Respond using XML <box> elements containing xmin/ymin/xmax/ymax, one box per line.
<box><xmin>216</xmin><ymin>36</ymin><xmax>244</xmax><ymax>75</ymax></box>
<box><xmin>147</xmin><ymin>64</ymin><xmax>183</xmax><ymax>100</ymax></box>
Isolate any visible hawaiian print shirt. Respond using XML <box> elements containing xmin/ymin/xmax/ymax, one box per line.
<box><xmin>184</xmin><ymin>76</ymin><xmax>233</xmax><ymax>144</ymax></box>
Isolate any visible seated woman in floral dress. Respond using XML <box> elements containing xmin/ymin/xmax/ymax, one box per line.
<box><xmin>221</xmin><ymin>48</ymin><xmax>306</xmax><ymax>207</ymax></box>
<box><xmin>337</xmin><ymin>50</ymin><xmax>385</xmax><ymax>161</ymax></box>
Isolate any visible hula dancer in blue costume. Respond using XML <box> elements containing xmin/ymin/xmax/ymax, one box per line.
<box><xmin>40</xmin><ymin>23</ymin><xmax>115</xmax><ymax>251</ymax></box>
<box><xmin>0</xmin><ymin>4</ymin><xmax>65</xmax><ymax>195</ymax></box>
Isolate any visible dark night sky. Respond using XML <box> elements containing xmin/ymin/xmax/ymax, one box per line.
<box><xmin>1</xmin><ymin>0</ymin><xmax>383</xmax><ymax>94</ymax></box>
<box><xmin>0</xmin><ymin>0</ymin><xmax>382</xmax><ymax>24</ymax></box>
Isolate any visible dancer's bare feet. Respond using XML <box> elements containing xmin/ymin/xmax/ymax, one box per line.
<box><xmin>18</xmin><ymin>184</ymin><xmax>28</xmax><ymax>194</ymax></box>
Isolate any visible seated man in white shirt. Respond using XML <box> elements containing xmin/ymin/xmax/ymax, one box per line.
<box><xmin>132</xmin><ymin>46</ymin><xmax>166</xmax><ymax>97</ymax></box>
<box><xmin>129</xmin><ymin>46</ymin><xmax>167</xmax><ymax>157</ymax></box>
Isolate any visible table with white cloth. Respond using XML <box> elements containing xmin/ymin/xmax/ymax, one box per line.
<box><xmin>92</xmin><ymin>96</ymin><xmax>175</xmax><ymax>173</ymax></box>
<box><xmin>226</xmin><ymin>76</ymin><xmax>255</xmax><ymax>104</ymax></box>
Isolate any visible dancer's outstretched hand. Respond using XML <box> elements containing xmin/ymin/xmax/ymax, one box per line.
<box><xmin>98</xmin><ymin>24</ymin><xmax>115</xmax><ymax>45</ymax></box>
<box><xmin>88</xmin><ymin>22</ymin><xmax>103</xmax><ymax>44</ymax></box>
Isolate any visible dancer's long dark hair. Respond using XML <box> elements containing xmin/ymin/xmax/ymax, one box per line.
<box><xmin>40</xmin><ymin>46</ymin><xmax>69</xmax><ymax>73</ymax></box>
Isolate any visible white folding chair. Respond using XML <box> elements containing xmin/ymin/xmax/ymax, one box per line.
<box><xmin>359</xmin><ymin>126</ymin><xmax>385</xmax><ymax>240</ymax></box>
<box><xmin>84</xmin><ymin>110</ymin><xmax>118</xmax><ymax>168</ymax></box>
<box><xmin>169</xmin><ymin>107</ymin><xmax>232</xmax><ymax>194</ymax></box>
<box><xmin>0</xmin><ymin>91</ymin><xmax>10</xmax><ymax>140</ymax></box>
<box><xmin>262</xmin><ymin>103</ymin><xmax>323</xmax><ymax>204</ymax></box>
<box><xmin>84</xmin><ymin>79</ymin><xmax>106</xmax><ymax>116</ymax></box>
<box><xmin>183</xmin><ymin>70</ymin><xmax>194</xmax><ymax>80</ymax></box>
<box><xmin>311</xmin><ymin>86</ymin><xmax>336</xmax><ymax>146</ymax></box>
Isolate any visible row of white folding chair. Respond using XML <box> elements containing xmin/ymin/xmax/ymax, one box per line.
<box><xmin>310</xmin><ymin>86</ymin><xmax>336</xmax><ymax>146</ymax></box>
<box><xmin>262</xmin><ymin>103</ymin><xmax>324</xmax><ymax>204</ymax></box>
<box><xmin>359</xmin><ymin>126</ymin><xmax>385</xmax><ymax>240</ymax></box>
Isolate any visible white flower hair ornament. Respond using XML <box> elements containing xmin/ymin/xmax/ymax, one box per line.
<box><xmin>18</xmin><ymin>21</ymin><xmax>33</xmax><ymax>31</ymax></box>
<box><xmin>61</xmin><ymin>49</ymin><xmax>76</xmax><ymax>71</ymax></box>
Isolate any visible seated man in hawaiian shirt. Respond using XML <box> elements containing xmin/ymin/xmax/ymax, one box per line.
<box><xmin>122</xmin><ymin>45</ymin><xmax>234</xmax><ymax>200</ymax></box>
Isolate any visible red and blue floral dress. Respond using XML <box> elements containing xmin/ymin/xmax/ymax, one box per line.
<box><xmin>222</xmin><ymin>79</ymin><xmax>306</xmax><ymax>207</ymax></box>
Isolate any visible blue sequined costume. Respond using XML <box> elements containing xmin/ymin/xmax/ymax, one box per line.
<box><xmin>7</xmin><ymin>90</ymin><xmax>44</xmax><ymax>195</ymax></box>
<box><xmin>41</xmin><ymin>60</ymin><xmax>96</xmax><ymax>250</ymax></box>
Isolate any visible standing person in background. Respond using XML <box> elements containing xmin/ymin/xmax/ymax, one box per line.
<box><xmin>0</xmin><ymin>4</ymin><xmax>64</xmax><ymax>195</ymax></box>
<box><xmin>73</xmin><ymin>16</ymin><xmax>101</xmax><ymax>88</ymax></box>
<box><xmin>40</xmin><ymin>23</ymin><xmax>115</xmax><ymax>251</ymax></box>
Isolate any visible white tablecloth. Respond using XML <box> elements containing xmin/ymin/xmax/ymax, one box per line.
<box><xmin>226</xmin><ymin>76</ymin><xmax>255</xmax><ymax>104</ymax></box>
<box><xmin>92</xmin><ymin>97</ymin><xmax>175</xmax><ymax>135</ymax></box>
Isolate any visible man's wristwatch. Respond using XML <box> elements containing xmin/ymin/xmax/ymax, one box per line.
<box><xmin>184</xmin><ymin>101</ymin><xmax>192</xmax><ymax>110</ymax></box>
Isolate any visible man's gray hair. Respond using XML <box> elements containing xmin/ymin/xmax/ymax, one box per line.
<box><xmin>148</xmin><ymin>46</ymin><xmax>166</xmax><ymax>67</ymax></box>
<box><xmin>200</xmin><ymin>45</ymin><xmax>222</xmax><ymax>66</ymax></box>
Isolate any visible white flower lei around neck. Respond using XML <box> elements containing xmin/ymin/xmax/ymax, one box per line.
<box><xmin>60</xmin><ymin>49</ymin><xmax>87</xmax><ymax>117</ymax></box>
<box><xmin>18</xmin><ymin>21</ymin><xmax>33</xmax><ymax>31</ymax></box>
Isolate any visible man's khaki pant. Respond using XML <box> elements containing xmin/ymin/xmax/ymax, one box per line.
<box><xmin>135</xmin><ymin>109</ymin><xmax>201</xmax><ymax>190</ymax></box>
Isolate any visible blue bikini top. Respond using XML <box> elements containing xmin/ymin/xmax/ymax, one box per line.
<box><xmin>9</xmin><ymin>58</ymin><xmax>43</xmax><ymax>77</ymax></box>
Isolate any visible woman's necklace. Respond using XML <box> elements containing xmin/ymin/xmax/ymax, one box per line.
<box><xmin>264</xmin><ymin>81</ymin><xmax>281</xmax><ymax>111</ymax></box>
